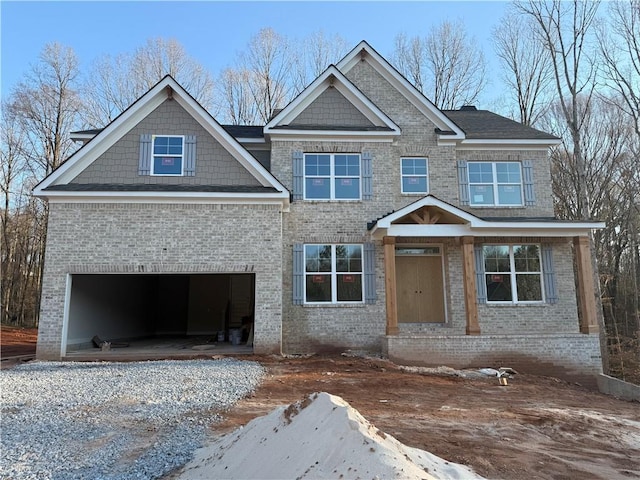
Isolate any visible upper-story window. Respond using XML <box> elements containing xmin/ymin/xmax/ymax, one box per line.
<box><xmin>401</xmin><ymin>157</ymin><xmax>428</xmax><ymax>194</ymax></box>
<box><xmin>304</xmin><ymin>153</ymin><xmax>361</xmax><ymax>200</ymax></box>
<box><xmin>152</xmin><ymin>135</ymin><xmax>184</xmax><ymax>175</ymax></box>
<box><xmin>468</xmin><ymin>162</ymin><xmax>522</xmax><ymax>206</ymax></box>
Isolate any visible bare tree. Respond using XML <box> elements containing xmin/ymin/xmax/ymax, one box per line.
<box><xmin>492</xmin><ymin>8</ymin><xmax>554</xmax><ymax>126</ymax></box>
<box><xmin>5</xmin><ymin>43</ymin><xmax>82</xmax><ymax>327</ymax></box>
<box><xmin>515</xmin><ymin>0</ymin><xmax>600</xmax><ymax>220</ymax></box>
<box><xmin>291</xmin><ymin>31</ymin><xmax>350</xmax><ymax>94</ymax></box>
<box><xmin>596</xmin><ymin>0</ymin><xmax>640</xmax><ymax>139</ymax></box>
<box><xmin>9</xmin><ymin>42</ymin><xmax>82</xmax><ymax>177</ymax></box>
<box><xmin>83</xmin><ymin>38</ymin><xmax>217</xmax><ymax>127</ymax></box>
<box><xmin>392</xmin><ymin>22</ymin><xmax>487</xmax><ymax>109</ymax></box>
<box><xmin>392</xmin><ymin>34</ymin><xmax>427</xmax><ymax>93</ymax></box>
<box><xmin>240</xmin><ymin>28</ymin><xmax>293</xmax><ymax>123</ymax></box>
<box><xmin>425</xmin><ymin>20</ymin><xmax>487</xmax><ymax>109</ymax></box>
<box><xmin>217</xmin><ymin>68</ymin><xmax>259</xmax><ymax>125</ymax></box>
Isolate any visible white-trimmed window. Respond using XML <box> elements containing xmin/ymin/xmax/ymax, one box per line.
<box><xmin>304</xmin><ymin>244</ymin><xmax>363</xmax><ymax>303</ymax></box>
<box><xmin>304</xmin><ymin>153</ymin><xmax>361</xmax><ymax>200</ymax></box>
<box><xmin>468</xmin><ymin>162</ymin><xmax>522</xmax><ymax>206</ymax></box>
<box><xmin>152</xmin><ymin>135</ymin><xmax>184</xmax><ymax>175</ymax></box>
<box><xmin>401</xmin><ymin>157</ymin><xmax>428</xmax><ymax>194</ymax></box>
<box><xmin>483</xmin><ymin>244</ymin><xmax>543</xmax><ymax>303</ymax></box>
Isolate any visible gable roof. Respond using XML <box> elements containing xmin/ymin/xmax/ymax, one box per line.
<box><xmin>34</xmin><ymin>76</ymin><xmax>288</xmax><ymax>205</ymax></box>
<box><xmin>264</xmin><ymin>65</ymin><xmax>401</xmax><ymax>140</ymax></box>
<box><xmin>336</xmin><ymin>41</ymin><xmax>465</xmax><ymax>142</ymax></box>
<box><xmin>368</xmin><ymin>195</ymin><xmax>604</xmax><ymax>238</ymax></box>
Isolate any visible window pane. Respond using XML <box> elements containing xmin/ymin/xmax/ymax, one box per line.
<box><xmin>336</xmin><ymin>245</ymin><xmax>362</xmax><ymax>272</ymax></box>
<box><xmin>402</xmin><ymin>176</ymin><xmax>427</xmax><ymax>193</ymax></box>
<box><xmin>334</xmin><ymin>178</ymin><xmax>360</xmax><ymax>199</ymax></box>
<box><xmin>496</xmin><ymin>162</ymin><xmax>521</xmax><ymax>183</ymax></box>
<box><xmin>153</xmin><ymin>157</ymin><xmax>182</xmax><ymax>175</ymax></box>
<box><xmin>513</xmin><ymin>245</ymin><xmax>540</xmax><ymax>272</ymax></box>
<box><xmin>305</xmin><ymin>155</ymin><xmax>331</xmax><ymax>176</ymax></box>
<box><xmin>516</xmin><ymin>274</ymin><xmax>542</xmax><ymax>301</ymax></box>
<box><xmin>497</xmin><ymin>185</ymin><xmax>522</xmax><ymax>205</ymax></box>
<box><xmin>306</xmin><ymin>275</ymin><xmax>332</xmax><ymax>302</ymax></box>
<box><xmin>305</xmin><ymin>178</ymin><xmax>330</xmax><ymax>199</ymax></box>
<box><xmin>484</xmin><ymin>246</ymin><xmax>510</xmax><ymax>272</ymax></box>
<box><xmin>470</xmin><ymin>185</ymin><xmax>494</xmax><ymax>205</ymax></box>
<box><xmin>402</xmin><ymin>158</ymin><xmax>427</xmax><ymax>174</ymax></box>
<box><xmin>468</xmin><ymin>163</ymin><xmax>493</xmax><ymax>183</ymax></box>
<box><xmin>486</xmin><ymin>273</ymin><xmax>512</xmax><ymax>301</ymax></box>
<box><xmin>305</xmin><ymin>245</ymin><xmax>332</xmax><ymax>272</ymax></box>
<box><xmin>337</xmin><ymin>274</ymin><xmax>362</xmax><ymax>301</ymax></box>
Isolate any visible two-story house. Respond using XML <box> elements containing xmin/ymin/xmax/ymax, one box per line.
<box><xmin>34</xmin><ymin>42</ymin><xmax>604</xmax><ymax>383</ymax></box>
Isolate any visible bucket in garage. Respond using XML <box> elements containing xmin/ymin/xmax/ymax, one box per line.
<box><xmin>217</xmin><ymin>331</ymin><xmax>225</xmax><ymax>342</ymax></box>
<box><xmin>229</xmin><ymin>328</ymin><xmax>242</xmax><ymax>346</ymax></box>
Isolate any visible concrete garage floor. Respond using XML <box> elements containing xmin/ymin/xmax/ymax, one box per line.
<box><xmin>64</xmin><ymin>336</ymin><xmax>253</xmax><ymax>361</ymax></box>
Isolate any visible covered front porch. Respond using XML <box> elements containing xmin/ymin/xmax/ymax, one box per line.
<box><xmin>369</xmin><ymin>196</ymin><xmax>605</xmax><ymax>382</ymax></box>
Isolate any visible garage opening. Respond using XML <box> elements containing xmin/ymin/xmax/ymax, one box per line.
<box><xmin>65</xmin><ymin>273</ymin><xmax>255</xmax><ymax>354</ymax></box>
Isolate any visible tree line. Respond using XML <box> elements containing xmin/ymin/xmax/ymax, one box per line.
<box><xmin>1</xmin><ymin>0</ymin><xmax>638</xmax><ymax>381</ymax></box>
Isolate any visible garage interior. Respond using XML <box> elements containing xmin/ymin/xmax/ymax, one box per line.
<box><xmin>65</xmin><ymin>273</ymin><xmax>255</xmax><ymax>356</ymax></box>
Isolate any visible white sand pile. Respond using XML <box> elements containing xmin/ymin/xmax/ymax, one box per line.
<box><xmin>176</xmin><ymin>392</ymin><xmax>485</xmax><ymax>480</ymax></box>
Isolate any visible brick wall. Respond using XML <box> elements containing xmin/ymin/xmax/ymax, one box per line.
<box><xmin>72</xmin><ymin>99</ymin><xmax>260</xmax><ymax>186</ymax></box>
<box><xmin>36</xmin><ymin>202</ymin><xmax>283</xmax><ymax>359</ymax></box>
<box><xmin>384</xmin><ymin>333</ymin><xmax>602</xmax><ymax>386</ymax></box>
<box><xmin>272</xmin><ymin>60</ymin><xmax>572</xmax><ymax>354</ymax></box>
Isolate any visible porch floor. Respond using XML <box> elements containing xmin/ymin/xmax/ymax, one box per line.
<box><xmin>63</xmin><ymin>335</ymin><xmax>253</xmax><ymax>361</ymax></box>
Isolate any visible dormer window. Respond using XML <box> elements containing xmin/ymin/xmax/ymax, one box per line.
<box><xmin>468</xmin><ymin>161</ymin><xmax>523</xmax><ymax>206</ymax></box>
<box><xmin>152</xmin><ymin>135</ymin><xmax>184</xmax><ymax>175</ymax></box>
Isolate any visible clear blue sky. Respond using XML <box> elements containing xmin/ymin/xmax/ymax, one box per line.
<box><xmin>1</xmin><ymin>1</ymin><xmax>509</xmax><ymax>103</ymax></box>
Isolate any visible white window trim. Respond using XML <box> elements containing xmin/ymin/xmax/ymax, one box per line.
<box><xmin>151</xmin><ymin>135</ymin><xmax>185</xmax><ymax>176</ymax></box>
<box><xmin>468</xmin><ymin>161</ymin><xmax>523</xmax><ymax>207</ymax></box>
<box><xmin>484</xmin><ymin>244</ymin><xmax>545</xmax><ymax>304</ymax></box>
<box><xmin>400</xmin><ymin>157</ymin><xmax>429</xmax><ymax>195</ymax></box>
<box><xmin>303</xmin><ymin>153</ymin><xmax>362</xmax><ymax>201</ymax></box>
<box><xmin>304</xmin><ymin>244</ymin><xmax>364</xmax><ymax>304</ymax></box>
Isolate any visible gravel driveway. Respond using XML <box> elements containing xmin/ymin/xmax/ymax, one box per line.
<box><xmin>0</xmin><ymin>359</ymin><xmax>265</xmax><ymax>480</ymax></box>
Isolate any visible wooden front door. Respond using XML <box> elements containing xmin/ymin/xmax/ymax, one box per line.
<box><xmin>396</xmin><ymin>254</ymin><xmax>445</xmax><ymax>323</ymax></box>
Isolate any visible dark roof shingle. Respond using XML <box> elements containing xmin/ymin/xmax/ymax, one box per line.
<box><xmin>442</xmin><ymin>110</ymin><xmax>559</xmax><ymax>140</ymax></box>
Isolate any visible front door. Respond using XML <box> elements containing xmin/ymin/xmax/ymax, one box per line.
<box><xmin>396</xmin><ymin>249</ymin><xmax>445</xmax><ymax>323</ymax></box>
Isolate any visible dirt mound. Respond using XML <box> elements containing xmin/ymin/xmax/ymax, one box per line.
<box><xmin>175</xmin><ymin>391</ymin><xmax>484</xmax><ymax>480</ymax></box>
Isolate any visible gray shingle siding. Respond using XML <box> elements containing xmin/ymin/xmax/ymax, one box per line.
<box><xmin>72</xmin><ymin>99</ymin><xmax>261</xmax><ymax>186</ymax></box>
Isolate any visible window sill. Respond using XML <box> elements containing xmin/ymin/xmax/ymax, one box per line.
<box><xmin>483</xmin><ymin>302</ymin><xmax>547</xmax><ymax>307</ymax></box>
<box><xmin>469</xmin><ymin>205</ymin><xmax>526</xmax><ymax>209</ymax></box>
<box><xmin>301</xmin><ymin>303</ymin><xmax>367</xmax><ymax>308</ymax></box>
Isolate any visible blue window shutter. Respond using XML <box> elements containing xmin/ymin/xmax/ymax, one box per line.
<box><xmin>362</xmin><ymin>152</ymin><xmax>373</xmax><ymax>200</ymax></box>
<box><xmin>138</xmin><ymin>134</ymin><xmax>152</xmax><ymax>175</ymax></box>
<box><xmin>184</xmin><ymin>135</ymin><xmax>197</xmax><ymax>176</ymax></box>
<box><xmin>474</xmin><ymin>245</ymin><xmax>487</xmax><ymax>304</ymax></box>
<box><xmin>364</xmin><ymin>242</ymin><xmax>377</xmax><ymax>304</ymax></box>
<box><xmin>457</xmin><ymin>160</ymin><xmax>469</xmax><ymax>205</ymax></box>
<box><xmin>293</xmin><ymin>244</ymin><xmax>304</xmax><ymax>304</ymax></box>
<box><xmin>292</xmin><ymin>151</ymin><xmax>304</xmax><ymax>200</ymax></box>
<box><xmin>522</xmin><ymin>160</ymin><xmax>536</xmax><ymax>206</ymax></box>
<box><xmin>541</xmin><ymin>244</ymin><xmax>558</xmax><ymax>304</ymax></box>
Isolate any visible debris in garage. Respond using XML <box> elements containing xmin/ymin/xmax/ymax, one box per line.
<box><xmin>91</xmin><ymin>335</ymin><xmax>129</xmax><ymax>349</ymax></box>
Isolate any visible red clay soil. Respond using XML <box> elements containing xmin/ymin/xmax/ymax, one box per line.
<box><xmin>198</xmin><ymin>354</ymin><xmax>640</xmax><ymax>480</ymax></box>
<box><xmin>0</xmin><ymin>325</ymin><xmax>37</xmax><ymax>360</ymax></box>
<box><xmin>2</xmin><ymin>328</ymin><xmax>638</xmax><ymax>479</ymax></box>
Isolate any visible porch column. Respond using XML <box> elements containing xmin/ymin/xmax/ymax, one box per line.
<box><xmin>574</xmin><ymin>236</ymin><xmax>600</xmax><ymax>333</ymax></box>
<box><xmin>383</xmin><ymin>236</ymin><xmax>399</xmax><ymax>335</ymax></box>
<box><xmin>461</xmin><ymin>236</ymin><xmax>481</xmax><ymax>335</ymax></box>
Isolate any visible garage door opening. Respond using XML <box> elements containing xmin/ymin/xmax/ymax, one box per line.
<box><xmin>64</xmin><ymin>273</ymin><xmax>255</xmax><ymax>355</ymax></box>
